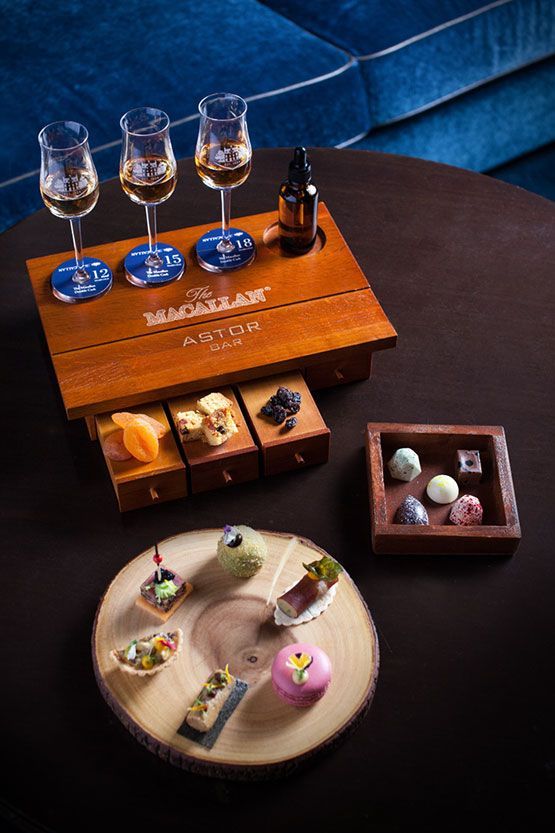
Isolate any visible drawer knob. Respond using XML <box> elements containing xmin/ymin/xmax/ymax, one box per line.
<box><xmin>223</xmin><ymin>469</ymin><xmax>233</xmax><ymax>484</ymax></box>
<box><xmin>295</xmin><ymin>452</ymin><xmax>305</xmax><ymax>465</ymax></box>
<box><xmin>334</xmin><ymin>368</ymin><xmax>344</xmax><ymax>381</ymax></box>
<box><xmin>149</xmin><ymin>487</ymin><xmax>159</xmax><ymax>501</ymax></box>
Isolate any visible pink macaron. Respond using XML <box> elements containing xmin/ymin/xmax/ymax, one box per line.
<box><xmin>271</xmin><ymin>643</ymin><xmax>332</xmax><ymax>707</ymax></box>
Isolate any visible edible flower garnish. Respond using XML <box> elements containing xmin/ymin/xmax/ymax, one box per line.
<box><xmin>302</xmin><ymin>555</ymin><xmax>343</xmax><ymax>582</ymax></box>
<box><xmin>286</xmin><ymin>652</ymin><xmax>313</xmax><ymax>672</ymax></box>
<box><xmin>285</xmin><ymin>652</ymin><xmax>313</xmax><ymax>685</ymax></box>
<box><xmin>223</xmin><ymin>525</ymin><xmax>242</xmax><ymax>547</ymax></box>
<box><xmin>188</xmin><ymin>698</ymin><xmax>209</xmax><ymax>713</ymax></box>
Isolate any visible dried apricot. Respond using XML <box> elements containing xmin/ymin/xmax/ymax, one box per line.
<box><xmin>123</xmin><ymin>418</ymin><xmax>159</xmax><ymax>462</ymax></box>
<box><xmin>104</xmin><ymin>429</ymin><xmax>133</xmax><ymax>462</ymax></box>
<box><xmin>111</xmin><ymin>412</ymin><xmax>134</xmax><ymax>429</ymax></box>
<box><xmin>112</xmin><ymin>411</ymin><xmax>167</xmax><ymax>438</ymax></box>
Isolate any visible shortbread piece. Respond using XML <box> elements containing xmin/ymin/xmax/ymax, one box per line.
<box><xmin>202</xmin><ymin>408</ymin><xmax>238</xmax><ymax>447</ymax></box>
<box><xmin>176</xmin><ymin>410</ymin><xmax>204</xmax><ymax>442</ymax></box>
<box><xmin>197</xmin><ymin>392</ymin><xmax>234</xmax><ymax>416</ymax></box>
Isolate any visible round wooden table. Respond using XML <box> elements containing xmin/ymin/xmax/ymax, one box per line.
<box><xmin>3</xmin><ymin>150</ymin><xmax>554</xmax><ymax>831</ymax></box>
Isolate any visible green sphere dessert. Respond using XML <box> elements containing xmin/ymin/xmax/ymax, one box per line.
<box><xmin>217</xmin><ymin>525</ymin><xmax>268</xmax><ymax>578</ymax></box>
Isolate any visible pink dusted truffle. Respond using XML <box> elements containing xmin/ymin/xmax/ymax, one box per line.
<box><xmin>271</xmin><ymin>643</ymin><xmax>331</xmax><ymax>707</ymax></box>
<box><xmin>449</xmin><ymin>494</ymin><xmax>483</xmax><ymax>526</ymax></box>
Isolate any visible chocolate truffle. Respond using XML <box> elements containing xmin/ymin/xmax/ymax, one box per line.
<box><xmin>387</xmin><ymin>448</ymin><xmax>422</xmax><ymax>482</ymax></box>
<box><xmin>449</xmin><ymin>494</ymin><xmax>483</xmax><ymax>525</ymax></box>
<box><xmin>426</xmin><ymin>474</ymin><xmax>459</xmax><ymax>504</ymax></box>
<box><xmin>456</xmin><ymin>450</ymin><xmax>482</xmax><ymax>485</ymax></box>
<box><xmin>395</xmin><ymin>495</ymin><xmax>429</xmax><ymax>525</ymax></box>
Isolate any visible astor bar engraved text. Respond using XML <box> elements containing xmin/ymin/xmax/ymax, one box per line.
<box><xmin>143</xmin><ymin>284</ymin><xmax>271</xmax><ymax>327</ymax></box>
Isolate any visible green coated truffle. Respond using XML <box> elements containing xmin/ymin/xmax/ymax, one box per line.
<box><xmin>217</xmin><ymin>525</ymin><xmax>268</xmax><ymax>578</ymax></box>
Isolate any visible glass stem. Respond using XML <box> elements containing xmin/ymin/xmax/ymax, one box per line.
<box><xmin>144</xmin><ymin>204</ymin><xmax>162</xmax><ymax>267</ymax></box>
<box><xmin>217</xmin><ymin>188</ymin><xmax>235</xmax><ymax>254</ymax></box>
<box><xmin>69</xmin><ymin>218</ymin><xmax>89</xmax><ymax>283</ymax></box>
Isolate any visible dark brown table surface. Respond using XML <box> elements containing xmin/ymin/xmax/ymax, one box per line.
<box><xmin>3</xmin><ymin>149</ymin><xmax>554</xmax><ymax>832</ymax></box>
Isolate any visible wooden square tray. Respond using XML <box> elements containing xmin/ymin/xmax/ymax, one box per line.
<box><xmin>26</xmin><ymin>203</ymin><xmax>396</xmax><ymax>420</ymax></box>
<box><xmin>365</xmin><ymin>423</ymin><xmax>521</xmax><ymax>554</ymax></box>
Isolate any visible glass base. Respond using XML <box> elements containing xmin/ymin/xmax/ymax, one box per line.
<box><xmin>51</xmin><ymin>257</ymin><xmax>113</xmax><ymax>304</ymax></box>
<box><xmin>124</xmin><ymin>243</ymin><xmax>185</xmax><ymax>287</ymax></box>
<box><xmin>196</xmin><ymin>227</ymin><xmax>256</xmax><ymax>273</ymax></box>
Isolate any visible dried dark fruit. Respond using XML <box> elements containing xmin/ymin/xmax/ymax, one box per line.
<box><xmin>272</xmin><ymin>406</ymin><xmax>287</xmax><ymax>424</ymax></box>
<box><xmin>285</xmin><ymin>417</ymin><xmax>297</xmax><ymax>430</ymax></box>
<box><xmin>154</xmin><ymin>568</ymin><xmax>175</xmax><ymax>584</ymax></box>
<box><xmin>276</xmin><ymin>386</ymin><xmax>293</xmax><ymax>405</ymax></box>
<box><xmin>260</xmin><ymin>387</ymin><xmax>302</xmax><ymax>424</ymax></box>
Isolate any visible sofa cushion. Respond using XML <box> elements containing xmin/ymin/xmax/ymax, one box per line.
<box><xmin>490</xmin><ymin>141</ymin><xmax>555</xmax><ymax>202</ymax></box>
<box><xmin>0</xmin><ymin>0</ymin><xmax>367</xmax><ymax>233</ymax></box>
<box><xmin>349</xmin><ymin>56</ymin><xmax>555</xmax><ymax>172</ymax></box>
<box><xmin>262</xmin><ymin>0</ymin><xmax>555</xmax><ymax>125</ymax></box>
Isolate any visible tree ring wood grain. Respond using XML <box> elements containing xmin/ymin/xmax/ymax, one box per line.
<box><xmin>92</xmin><ymin>529</ymin><xmax>379</xmax><ymax>780</ymax></box>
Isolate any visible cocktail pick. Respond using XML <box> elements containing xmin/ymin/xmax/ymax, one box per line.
<box><xmin>153</xmin><ymin>543</ymin><xmax>163</xmax><ymax>581</ymax></box>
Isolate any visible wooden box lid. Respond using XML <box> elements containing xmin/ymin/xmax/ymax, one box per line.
<box><xmin>26</xmin><ymin>203</ymin><xmax>397</xmax><ymax>419</ymax></box>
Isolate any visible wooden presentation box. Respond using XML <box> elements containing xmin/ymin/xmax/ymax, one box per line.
<box><xmin>237</xmin><ymin>372</ymin><xmax>330</xmax><ymax>476</ymax></box>
<box><xmin>26</xmin><ymin>203</ymin><xmax>397</xmax><ymax>421</ymax></box>
<box><xmin>365</xmin><ymin>423</ymin><xmax>521</xmax><ymax>555</ymax></box>
<box><xmin>167</xmin><ymin>386</ymin><xmax>259</xmax><ymax>494</ymax></box>
<box><xmin>95</xmin><ymin>371</ymin><xmax>331</xmax><ymax>510</ymax></box>
<box><xmin>95</xmin><ymin>404</ymin><xmax>186</xmax><ymax>512</ymax></box>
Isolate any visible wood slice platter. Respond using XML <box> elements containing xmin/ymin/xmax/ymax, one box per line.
<box><xmin>92</xmin><ymin>529</ymin><xmax>379</xmax><ymax>779</ymax></box>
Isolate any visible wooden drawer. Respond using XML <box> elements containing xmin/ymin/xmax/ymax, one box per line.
<box><xmin>237</xmin><ymin>372</ymin><xmax>330</xmax><ymax>476</ymax></box>
<box><xmin>167</xmin><ymin>387</ymin><xmax>259</xmax><ymax>494</ymax></box>
<box><xmin>96</xmin><ymin>404</ymin><xmax>187</xmax><ymax>512</ymax></box>
<box><xmin>305</xmin><ymin>347</ymin><xmax>372</xmax><ymax>389</ymax></box>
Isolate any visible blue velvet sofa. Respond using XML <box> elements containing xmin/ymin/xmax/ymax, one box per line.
<box><xmin>1</xmin><ymin>0</ymin><xmax>554</xmax><ymax>232</ymax></box>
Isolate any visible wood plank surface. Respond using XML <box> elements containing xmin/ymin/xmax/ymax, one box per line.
<box><xmin>26</xmin><ymin>202</ymin><xmax>397</xmax><ymax>420</ymax></box>
<box><xmin>92</xmin><ymin>529</ymin><xmax>379</xmax><ymax>778</ymax></box>
<box><xmin>54</xmin><ymin>290</ymin><xmax>396</xmax><ymax>418</ymax></box>
<box><xmin>26</xmin><ymin>203</ymin><xmax>371</xmax><ymax>354</ymax></box>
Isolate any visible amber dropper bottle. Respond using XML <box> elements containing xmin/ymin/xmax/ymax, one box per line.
<box><xmin>278</xmin><ymin>147</ymin><xmax>318</xmax><ymax>254</ymax></box>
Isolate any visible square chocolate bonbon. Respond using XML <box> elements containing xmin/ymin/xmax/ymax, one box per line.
<box><xmin>456</xmin><ymin>450</ymin><xmax>482</xmax><ymax>485</ymax></box>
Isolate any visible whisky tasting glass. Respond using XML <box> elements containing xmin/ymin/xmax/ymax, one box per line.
<box><xmin>38</xmin><ymin>121</ymin><xmax>113</xmax><ymax>303</ymax></box>
<box><xmin>194</xmin><ymin>93</ymin><xmax>255</xmax><ymax>272</ymax></box>
<box><xmin>119</xmin><ymin>107</ymin><xmax>185</xmax><ymax>287</ymax></box>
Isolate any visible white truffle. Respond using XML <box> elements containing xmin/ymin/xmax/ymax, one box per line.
<box><xmin>426</xmin><ymin>474</ymin><xmax>459</xmax><ymax>504</ymax></box>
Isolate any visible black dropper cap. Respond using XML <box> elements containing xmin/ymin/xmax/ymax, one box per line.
<box><xmin>288</xmin><ymin>146</ymin><xmax>311</xmax><ymax>184</ymax></box>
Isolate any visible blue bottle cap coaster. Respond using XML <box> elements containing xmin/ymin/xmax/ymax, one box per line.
<box><xmin>124</xmin><ymin>243</ymin><xmax>185</xmax><ymax>287</ymax></box>
<box><xmin>51</xmin><ymin>257</ymin><xmax>113</xmax><ymax>304</ymax></box>
<box><xmin>196</xmin><ymin>227</ymin><xmax>256</xmax><ymax>273</ymax></box>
